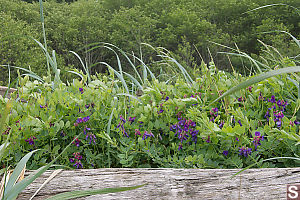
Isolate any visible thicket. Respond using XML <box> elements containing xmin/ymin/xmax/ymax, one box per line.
<box><xmin>1</xmin><ymin>0</ymin><xmax>299</xmax><ymax>84</ymax></box>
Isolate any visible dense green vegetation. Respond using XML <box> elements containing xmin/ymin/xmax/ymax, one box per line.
<box><xmin>0</xmin><ymin>0</ymin><xmax>299</xmax><ymax>172</ymax></box>
<box><xmin>1</xmin><ymin>0</ymin><xmax>299</xmax><ymax>85</ymax></box>
<box><xmin>1</xmin><ymin>56</ymin><xmax>300</xmax><ymax>169</ymax></box>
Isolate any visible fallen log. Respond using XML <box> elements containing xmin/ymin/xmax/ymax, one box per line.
<box><xmin>17</xmin><ymin>168</ymin><xmax>300</xmax><ymax>199</ymax></box>
<box><xmin>0</xmin><ymin>86</ymin><xmax>17</xmax><ymax>99</ymax></box>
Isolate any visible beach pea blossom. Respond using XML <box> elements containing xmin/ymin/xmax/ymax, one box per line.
<box><xmin>223</xmin><ymin>151</ymin><xmax>229</xmax><ymax>156</ymax></box>
<box><xmin>25</xmin><ymin>136</ymin><xmax>37</xmax><ymax>145</ymax></box>
<box><xmin>239</xmin><ymin>146</ymin><xmax>252</xmax><ymax>157</ymax></box>
<box><xmin>142</xmin><ymin>131</ymin><xmax>154</xmax><ymax>140</ymax></box>
<box><xmin>252</xmin><ymin>131</ymin><xmax>264</xmax><ymax>150</ymax></box>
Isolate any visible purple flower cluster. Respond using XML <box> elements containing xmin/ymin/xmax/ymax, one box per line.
<box><xmin>239</xmin><ymin>146</ymin><xmax>252</xmax><ymax>157</ymax></box>
<box><xmin>253</xmin><ymin>131</ymin><xmax>264</xmax><ymax>150</ymax></box>
<box><xmin>117</xmin><ymin>115</ymin><xmax>129</xmax><ymax>137</ymax></box>
<box><xmin>209</xmin><ymin>107</ymin><xmax>218</xmax><ymax>122</ymax></box>
<box><xmin>170</xmin><ymin>118</ymin><xmax>198</xmax><ymax>150</ymax></box>
<box><xmin>219</xmin><ymin>121</ymin><xmax>225</xmax><ymax>129</ymax></box>
<box><xmin>128</xmin><ymin>117</ymin><xmax>136</xmax><ymax>124</ymax></box>
<box><xmin>69</xmin><ymin>152</ymin><xmax>83</xmax><ymax>169</ymax></box>
<box><xmin>72</xmin><ymin>137</ymin><xmax>81</xmax><ymax>147</ymax></box>
<box><xmin>76</xmin><ymin>116</ymin><xmax>90</xmax><ymax>124</ymax></box>
<box><xmin>86</xmin><ymin>133</ymin><xmax>96</xmax><ymax>144</ymax></box>
<box><xmin>39</xmin><ymin>104</ymin><xmax>47</xmax><ymax>109</ymax></box>
<box><xmin>223</xmin><ymin>150</ymin><xmax>229</xmax><ymax>156</ymax></box>
<box><xmin>135</xmin><ymin>129</ymin><xmax>141</xmax><ymax>136</ymax></box>
<box><xmin>2</xmin><ymin>127</ymin><xmax>11</xmax><ymax>135</ymax></box>
<box><xmin>290</xmin><ymin>120</ymin><xmax>300</xmax><ymax>126</ymax></box>
<box><xmin>263</xmin><ymin>95</ymin><xmax>288</xmax><ymax>128</ymax></box>
<box><xmin>190</xmin><ymin>92</ymin><xmax>201</xmax><ymax>99</ymax></box>
<box><xmin>247</xmin><ymin>86</ymin><xmax>253</xmax><ymax>92</ymax></box>
<box><xmin>79</xmin><ymin>88</ymin><xmax>84</xmax><ymax>94</ymax></box>
<box><xmin>25</xmin><ymin>136</ymin><xmax>37</xmax><ymax>145</ymax></box>
<box><xmin>142</xmin><ymin>131</ymin><xmax>154</xmax><ymax>140</ymax></box>
<box><xmin>238</xmin><ymin>97</ymin><xmax>245</xmax><ymax>102</ymax></box>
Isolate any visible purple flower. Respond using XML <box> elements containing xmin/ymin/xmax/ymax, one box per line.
<box><xmin>142</xmin><ymin>131</ymin><xmax>154</xmax><ymax>140</ymax></box>
<box><xmin>135</xmin><ymin>129</ymin><xmax>141</xmax><ymax>136</ymax></box>
<box><xmin>79</xmin><ymin>88</ymin><xmax>84</xmax><ymax>94</ymax></box>
<box><xmin>259</xmin><ymin>92</ymin><xmax>264</xmax><ymax>100</ymax></box>
<box><xmin>238</xmin><ymin>120</ymin><xmax>242</xmax><ymax>126</ymax></box>
<box><xmin>120</xmin><ymin>115</ymin><xmax>126</xmax><ymax>123</ymax></box>
<box><xmin>128</xmin><ymin>117</ymin><xmax>136</xmax><ymax>124</ymax></box>
<box><xmin>238</xmin><ymin>97</ymin><xmax>244</xmax><ymax>102</ymax></box>
<box><xmin>158</xmin><ymin>108</ymin><xmax>164</xmax><ymax>114</ymax></box>
<box><xmin>223</xmin><ymin>150</ymin><xmax>229</xmax><ymax>156</ymax></box>
<box><xmin>83</xmin><ymin>116</ymin><xmax>90</xmax><ymax>122</ymax></box>
<box><xmin>86</xmin><ymin>133</ymin><xmax>96</xmax><ymax>144</ymax></box>
<box><xmin>83</xmin><ymin>126</ymin><xmax>91</xmax><ymax>135</ymax></box>
<box><xmin>235</xmin><ymin>137</ymin><xmax>239</xmax><ymax>142</ymax></box>
<box><xmin>239</xmin><ymin>146</ymin><xmax>252</xmax><ymax>157</ymax></box>
<box><xmin>25</xmin><ymin>136</ymin><xmax>37</xmax><ymax>145</ymax></box>
<box><xmin>76</xmin><ymin>118</ymin><xmax>84</xmax><ymax>124</ymax></box>
<box><xmin>268</xmin><ymin>95</ymin><xmax>276</xmax><ymax>103</ymax></box>
<box><xmin>69</xmin><ymin>158</ymin><xmax>74</xmax><ymax>163</ymax></box>
<box><xmin>73</xmin><ymin>152</ymin><xmax>82</xmax><ymax>160</ymax></box>
<box><xmin>252</xmin><ymin>132</ymin><xmax>264</xmax><ymax>150</ymax></box>
<box><xmin>247</xmin><ymin>86</ymin><xmax>253</xmax><ymax>92</ymax></box>
<box><xmin>219</xmin><ymin>121</ymin><xmax>224</xmax><ymax>129</ymax></box>
<box><xmin>206</xmin><ymin>135</ymin><xmax>211</xmax><ymax>143</ymax></box>
<box><xmin>165</xmin><ymin>96</ymin><xmax>169</xmax><ymax>101</ymax></box>
<box><xmin>85</xmin><ymin>104</ymin><xmax>90</xmax><ymax>109</ymax></box>
<box><xmin>212</xmin><ymin>107</ymin><xmax>218</xmax><ymax>113</ymax></box>
<box><xmin>73</xmin><ymin>161</ymin><xmax>83</xmax><ymax>169</ymax></box>
<box><xmin>72</xmin><ymin>137</ymin><xmax>81</xmax><ymax>147</ymax></box>
<box><xmin>178</xmin><ymin>144</ymin><xmax>183</xmax><ymax>150</ymax></box>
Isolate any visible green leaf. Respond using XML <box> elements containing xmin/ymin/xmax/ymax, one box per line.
<box><xmin>45</xmin><ymin>184</ymin><xmax>146</xmax><ymax>200</ymax></box>
<box><xmin>231</xmin><ymin>157</ymin><xmax>300</xmax><ymax>178</ymax></box>
<box><xmin>4</xmin><ymin>149</ymin><xmax>39</xmax><ymax>196</ymax></box>
<box><xmin>3</xmin><ymin>134</ymin><xmax>82</xmax><ymax>200</ymax></box>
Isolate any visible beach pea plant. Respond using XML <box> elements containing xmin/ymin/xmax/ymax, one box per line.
<box><xmin>1</xmin><ymin>54</ymin><xmax>300</xmax><ymax>169</ymax></box>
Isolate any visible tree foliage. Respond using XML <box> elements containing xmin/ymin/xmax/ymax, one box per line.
<box><xmin>0</xmin><ymin>0</ymin><xmax>299</xmax><ymax>84</ymax></box>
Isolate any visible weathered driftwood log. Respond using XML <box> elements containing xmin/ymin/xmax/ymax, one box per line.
<box><xmin>17</xmin><ymin>168</ymin><xmax>300</xmax><ymax>200</ymax></box>
<box><xmin>0</xmin><ymin>86</ymin><xmax>17</xmax><ymax>98</ymax></box>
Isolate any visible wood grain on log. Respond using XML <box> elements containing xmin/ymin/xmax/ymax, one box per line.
<box><xmin>17</xmin><ymin>168</ymin><xmax>300</xmax><ymax>200</ymax></box>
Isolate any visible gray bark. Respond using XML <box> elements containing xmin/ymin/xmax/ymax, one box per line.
<box><xmin>17</xmin><ymin>168</ymin><xmax>300</xmax><ymax>200</ymax></box>
<box><xmin>0</xmin><ymin>86</ymin><xmax>16</xmax><ymax>99</ymax></box>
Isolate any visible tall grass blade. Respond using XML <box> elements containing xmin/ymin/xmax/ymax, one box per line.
<box><xmin>158</xmin><ymin>55</ymin><xmax>194</xmax><ymax>86</ymax></box>
<box><xmin>29</xmin><ymin>169</ymin><xmax>63</xmax><ymax>200</ymax></box>
<box><xmin>98</xmin><ymin>62</ymin><xmax>129</xmax><ymax>94</ymax></box>
<box><xmin>70</xmin><ymin>51</ymin><xmax>91</xmax><ymax>83</ymax></box>
<box><xmin>3</xmin><ymin>134</ymin><xmax>82</xmax><ymax>200</ymax></box>
<box><xmin>211</xmin><ymin>66</ymin><xmax>300</xmax><ymax>105</ymax></box>
<box><xmin>45</xmin><ymin>184</ymin><xmax>146</xmax><ymax>200</ymax></box>
<box><xmin>67</xmin><ymin>70</ymin><xmax>84</xmax><ymax>80</ymax></box>
<box><xmin>2</xmin><ymin>65</ymin><xmax>44</xmax><ymax>83</ymax></box>
<box><xmin>242</xmin><ymin>4</ymin><xmax>300</xmax><ymax>16</ymax></box>
<box><xmin>4</xmin><ymin>149</ymin><xmax>39</xmax><ymax>196</ymax></box>
<box><xmin>39</xmin><ymin>0</ymin><xmax>50</xmax><ymax>74</ymax></box>
<box><xmin>87</xmin><ymin>43</ymin><xmax>143</xmax><ymax>83</ymax></box>
<box><xmin>231</xmin><ymin>157</ymin><xmax>300</xmax><ymax>178</ymax></box>
<box><xmin>123</xmin><ymin>72</ymin><xmax>143</xmax><ymax>90</ymax></box>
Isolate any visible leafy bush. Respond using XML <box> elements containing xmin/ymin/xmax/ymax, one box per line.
<box><xmin>1</xmin><ymin>0</ymin><xmax>299</xmax><ymax>84</ymax></box>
